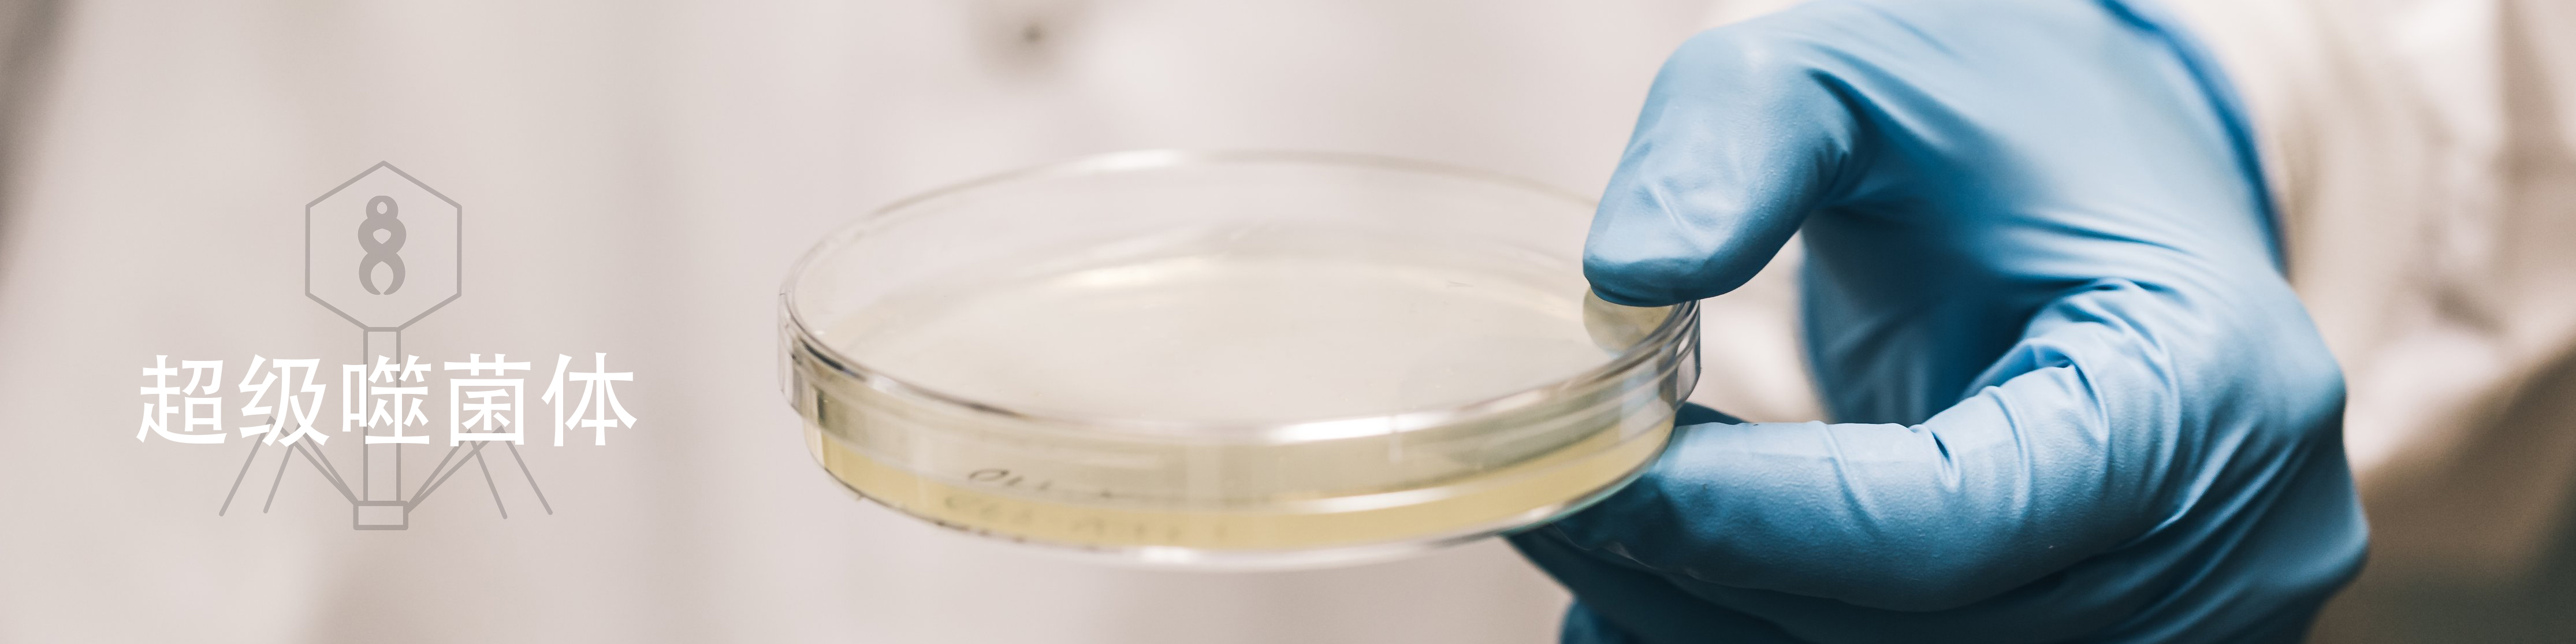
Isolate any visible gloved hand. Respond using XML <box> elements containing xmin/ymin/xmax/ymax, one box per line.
<box><xmin>1507</xmin><ymin>1</ymin><xmax>2367</xmax><ymax>642</ymax></box>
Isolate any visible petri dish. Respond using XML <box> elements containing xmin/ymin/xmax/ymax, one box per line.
<box><xmin>780</xmin><ymin>150</ymin><xmax>1699</xmax><ymax>568</ymax></box>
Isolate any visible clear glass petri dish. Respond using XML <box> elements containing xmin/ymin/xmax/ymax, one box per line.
<box><xmin>780</xmin><ymin>150</ymin><xmax>1698</xmax><ymax>568</ymax></box>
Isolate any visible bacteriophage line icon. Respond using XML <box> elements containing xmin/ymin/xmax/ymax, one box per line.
<box><xmin>211</xmin><ymin>161</ymin><xmax>548</xmax><ymax>530</ymax></box>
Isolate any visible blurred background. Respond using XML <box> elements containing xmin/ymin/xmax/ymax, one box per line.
<box><xmin>0</xmin><ymin>1</ymin><xmax>2569</xmax><ymax>642</ymax></box>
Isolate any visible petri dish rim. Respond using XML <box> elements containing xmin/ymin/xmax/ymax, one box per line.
<box><xmin>781</xmin><ymin>149</ymin><xmax>1699</xmax><ymax>445</ymax></box>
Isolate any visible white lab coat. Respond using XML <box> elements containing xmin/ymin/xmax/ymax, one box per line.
<box><xmin>2165</xmin><ymin>0</ymin><xmax>2576</xmax><ymax>639</ymax></box>
<box><xmin>0</xmin><ymin>1</ymin><xmax>2563</xmax><ymax>642</ymax></box>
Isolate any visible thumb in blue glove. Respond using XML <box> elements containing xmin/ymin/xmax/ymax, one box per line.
<box><xmin>1510</xmin><ymin>1</ymin><xmax>2366</xmax><ymax>642</ymax></box>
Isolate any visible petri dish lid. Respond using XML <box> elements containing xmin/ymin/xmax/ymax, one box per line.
<box><xmin>780</xmin><ymin>150</ymin><xmax>1691</xmax><ymax>444</ymax></box>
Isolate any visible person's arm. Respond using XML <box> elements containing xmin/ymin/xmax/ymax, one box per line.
<box><xmin>1512</xmin><ymin>1</ymin><xmax>2365</xmax><ymax>641</ymax></box>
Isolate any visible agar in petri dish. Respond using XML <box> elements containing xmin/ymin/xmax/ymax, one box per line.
<box><xmin>781</xmin><ymin>151</ymin><xmax>1698</xmax><ymax>567</ymax></box>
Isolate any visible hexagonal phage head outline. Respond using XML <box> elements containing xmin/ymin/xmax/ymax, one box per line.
<box><xmin>306</xmin><ymin>162</ymin><xmax>461</xmax><ymax>331</ymax></box>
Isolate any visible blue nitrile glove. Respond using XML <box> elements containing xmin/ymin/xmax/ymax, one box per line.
<box><xmin>1507</xmin><ymin>1</ymin><xmax>2367</xmax><ymax>642</ymax></box>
